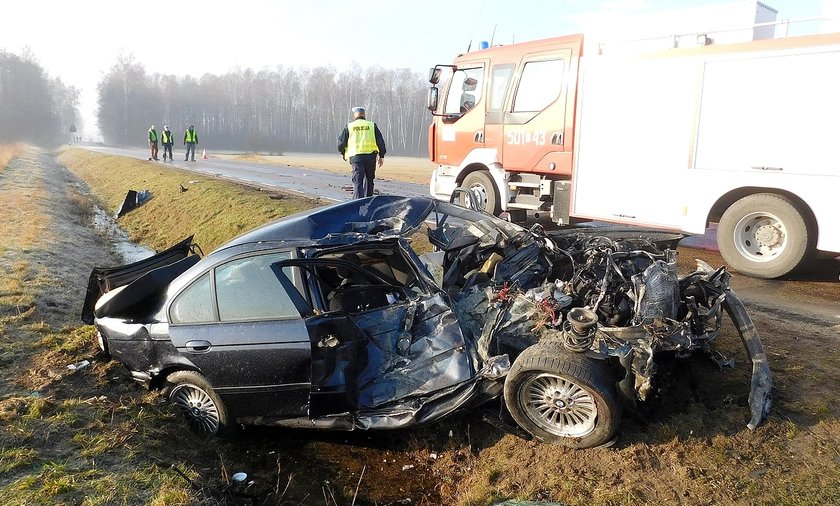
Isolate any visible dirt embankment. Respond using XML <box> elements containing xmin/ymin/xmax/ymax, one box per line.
<box><xmin>1</xmin><ymin>147</ymin><xmax>839</xmax><ymax>505</ymax></box>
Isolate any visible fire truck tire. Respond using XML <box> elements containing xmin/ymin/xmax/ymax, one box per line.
<box><xmin>461</xmin><ymin>171</ymin><xmax>500</xmax><ymax>215</ymax></box>
<box><xmin>717</xmin><ymin>193</ymin><xmax>812</xmax><ymax>279</ymax></box>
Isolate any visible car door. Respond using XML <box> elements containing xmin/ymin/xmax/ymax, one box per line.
<box><xmin>167</xmin><ymin>250</ymin><xmax>311</xmax><ymax>418</ymax></box>
<box><xmin>272</xmin><ymin>257</ymin><xmax>476</xmax><ymax>420</ymax></box>
<box><xmin>502</xmin><ymin>52</ymin><xmax>572</xmax><ymax>174</ymax></box>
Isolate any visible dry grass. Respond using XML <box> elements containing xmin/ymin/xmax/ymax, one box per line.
<box><xmin>2</xmin><ymin>146</ymin><xmax>839</xmax><ymax>505</ymax></box>
<box><xmin>0</xmin><ymin>148</ymin><xmax>208</xmax><ymax>504</ymax></box>
<box><xmin>220</xmin><ymin>152</ymin><xmax>437</xmax><ymax>185</ymax></box>
<box><xmin>0</xmin><ymin>144</ymin><xmax>24</xmax><ymax>172</ymax></box>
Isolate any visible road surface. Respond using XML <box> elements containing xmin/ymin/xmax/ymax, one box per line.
<box><xmin>83</xmin><ymin>145</ymin><xmax>428</xmax><ymax>202</ymax></box>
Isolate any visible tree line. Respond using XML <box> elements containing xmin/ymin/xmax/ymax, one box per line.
<box><xmin>0</xmin><ymin>50</ymin><xmax>79</xmax><ymax>146</ymax></box>
<box><xmin>97</xmin><ymin>56</ymin><xmax>432</xmax><ymax>156</ymax></box>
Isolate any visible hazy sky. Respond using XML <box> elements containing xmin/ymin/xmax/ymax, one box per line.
<box><xmin>0</xmin><ymin>0</ymin><xmax>828</xmax><ymax>136</ymax></box>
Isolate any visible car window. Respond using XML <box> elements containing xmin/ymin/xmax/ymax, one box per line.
<box><xmin>216</xmin><ymin>252</ymin><xmax>298</xmax><ymax>321</ymax></box>
<box><xmin>170</xmin><ymin>272</ymin><xmax>214</xmax><ymax>324</ymax></box>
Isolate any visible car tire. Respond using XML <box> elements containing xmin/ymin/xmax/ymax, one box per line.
<box><xmin>504</xmin><ymin>343</ymin><xmax>621</xmax><ymax>448</ymax></box>
<box><xmin>717</xmin><ymin>193</ymin><xmax>812</xmax><ymax>279</ymax></box>
<box><xmin>163</xmin><ymin>370</ymin><xmax>229</xmax><ymax>438</ymax></box>
<box><xmin>461</xmin><ymin>171</ymin><xmax>500</xmax><ymax>215</ymax></box>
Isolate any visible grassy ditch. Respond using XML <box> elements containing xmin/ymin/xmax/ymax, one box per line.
<box><xmin>57</xmin><ymin>148</ymin><xmax>322</xmax><ymax>252</ymax></box>
<box><xmin>0</xmin><ymin>148</ymin><xmax>207</xmax><ymax>504</ymax></box>
<box><xmin>2</xmin><ymin>147</ymin><xmax>839</xmax><ymax>505</ymax></box>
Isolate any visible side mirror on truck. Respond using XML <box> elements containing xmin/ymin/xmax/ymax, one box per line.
<box><xmin>427</xmin><ymin>87</ymin><xmax>439</xmax><ymax>112</ymax></box>
<box><xmin>429</xmin><ymin>67</ymin><xmax>443</xmax><ymax>84</ymax></box>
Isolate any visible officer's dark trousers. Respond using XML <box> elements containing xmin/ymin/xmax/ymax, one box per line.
<box><xmin>350</xmin><ymin>153</ymin><xmax>377</xmax><ymax>199</ymax></box>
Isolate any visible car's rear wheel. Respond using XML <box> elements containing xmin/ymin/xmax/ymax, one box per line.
<box><xmin>504</xmin><ymin>344</ymin><xmax>621</xmax><ymax>448</ymax></box>
<box><xmin>163</xmin><ymin>371</ymin><xmax>228</xmax><ymax>438</ymax></box>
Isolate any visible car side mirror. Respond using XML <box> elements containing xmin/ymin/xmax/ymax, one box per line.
<box><xmin>427</xmin><ymin>87</ymin><xmax>439</xmax><ymax>112</ymax></box>
<box><xmin>429</xmin><ymin>67</ymin><xmax>443</xmax><ymax>84</ymax></box>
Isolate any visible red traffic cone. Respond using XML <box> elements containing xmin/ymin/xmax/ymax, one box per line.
<box><xmin>202</xmin><ymin>148</ymin><xmax>208</xmax><ymax>159</ymax></box>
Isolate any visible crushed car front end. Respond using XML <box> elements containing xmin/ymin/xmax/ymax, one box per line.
<box><xmin>416</xmin><ymin>200</ymin><xmax>771</xmax><ymax>447</ymax></box>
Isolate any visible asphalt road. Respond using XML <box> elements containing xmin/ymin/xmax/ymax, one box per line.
<box><xmin>83</xmin><ymin>145</ymin><xmax>428</xmax><ymax>202</ymax></box>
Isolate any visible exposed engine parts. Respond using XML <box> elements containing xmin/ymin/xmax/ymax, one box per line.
<box><xmin>562</xmin><ymin>307</ymin><xmax>598</xmax><ymax>352</ymax></box>
<box><xmin>443</xmin><ymin>223</ymin><xmax>771</xmax><ymax>431</ymax></box>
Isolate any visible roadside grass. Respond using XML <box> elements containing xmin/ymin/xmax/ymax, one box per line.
<box><xmin>221</xmin><ymin>152</ymin><xmax>436</xmax><ymax>185</ymax></box>
<box><xmin>3</xmin><ymin>146</ymin><xmax>838</xmax><ymax>504</ymax></box>
<box><xmin>0</xmin><ymin>181</ymin><xmax>195</xmax><ymax>503</ymax></box>
<box><xmin>0</xmin><ymin>148</ymin><xmax>271</xmax><ymax>505</ymax></box>
<box><xmin>57</xmin><ymin>148</ymin><xmax>323</xmax><ymax>252</ymax></box>
<box><xmin>0</xmin><ymin>143</ymin><xmax>23</xmax><ymax>171</ymax></box>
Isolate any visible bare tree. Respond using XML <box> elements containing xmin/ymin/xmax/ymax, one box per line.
<box><xmin>0</xmin><ymin>49</ymin><xmax>78</xmax><ymax>146</ymax></box>
<box><xmin>96</xmin><ymin>60</ymin><xmax>430</xmax><ymax>155</ymax></box>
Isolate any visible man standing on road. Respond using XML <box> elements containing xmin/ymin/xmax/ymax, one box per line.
<box><xmin>148</xmin><ymin>125</ymin><xmax>159</xmax><ymax>161</ymax></box>
<box><xmin>161</xmin><ymin>125</ymin><xmax>174</xmax><ymax>161</ymax></box>
<box><xmin>337</xmin><ymin>106</ymin><xmax>386</xmax><ymax>199</ymax></box>
<box><xmin>184</xmin><ymin>125</ymin><xmax>198</xmax><ymax>161</ymax></box>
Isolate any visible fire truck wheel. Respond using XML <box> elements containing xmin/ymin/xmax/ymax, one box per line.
<box><xmin>717</xmin><ymin>193</ymin><xmax>813</xmax><ymax>279</ymax></box>
<box><xmin>461</xmin><ymin>171</ymin><xmax>500</xmax><ymax>215</ymax></box>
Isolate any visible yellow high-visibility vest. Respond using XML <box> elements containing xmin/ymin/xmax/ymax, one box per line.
<box><xmin>162</xmin><ymin>131</ymin><xmax>172</xmax><ymax>144</ymax></box>
<box><xmin>345</xmin><ymin>119</ymin><xmax>378</xmax><ymax>158</ymax></box>
<box><xmin>185</xmin><ymin>129</ymin><xmax>197</xmax><ymax>143</ymax></box>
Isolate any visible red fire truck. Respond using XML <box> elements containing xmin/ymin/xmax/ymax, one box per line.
<box><xmin>426</xmin><ymin>30</ymin><xmax>840</xmax><ymax>278</ymax></box>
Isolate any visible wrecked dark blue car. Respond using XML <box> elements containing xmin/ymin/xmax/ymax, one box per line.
<box><xmin>83</xmin><ymin>196</ymin><xmax>771</xmax><ymax>448</ymax></box>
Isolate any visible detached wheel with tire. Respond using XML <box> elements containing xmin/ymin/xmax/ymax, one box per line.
<box><xmin>461</xmin><ymin>171</ymin><xmax>500</xmax><ymax>215</ymax></box>
<box><xmin>504</xmin><ymin>344</ymin><xmax>621</xmax><ymax>448</ymax></box>
<box><xmin>163</xmin><ymin>371</ymin><xmax>229</xmax><ymax>438</ymax></box>
<box><xmin>717</xmin><ymin>193</ymin><xmax>812</xmax><ymax>279</ymax></box>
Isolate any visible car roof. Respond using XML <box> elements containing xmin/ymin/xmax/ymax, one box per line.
<box><xmin>219</xmin><ymin>195</ymin><xmax>436</xmax><ymax>249</ymax></box>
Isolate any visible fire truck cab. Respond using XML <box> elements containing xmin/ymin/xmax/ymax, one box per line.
<box><xmin>426</xmin><ymin>31</ymin><xmax>840</xmax><ymax>279</ymax></box>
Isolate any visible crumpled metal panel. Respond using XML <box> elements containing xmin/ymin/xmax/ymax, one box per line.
<box><xmin>351</xmin><ymin>294</ymin><xmax>476</xmax><ymax>409</ymax></box>
<box><xmin>349</xmin><ymin>355</ymin><xmax>510</xmax><ymax>430</ymax></box>
<box><xmin>308</xmin><ymin>293</ymin><xmax>482</xmax><ymax>418</ymax></box>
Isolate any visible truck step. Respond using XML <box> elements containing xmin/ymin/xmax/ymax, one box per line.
<box><xmin>507</xmin><ymin>203</ymin><xmax>542</xmax><ymax>210</ymax></box>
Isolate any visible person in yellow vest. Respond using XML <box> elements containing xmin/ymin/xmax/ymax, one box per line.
<box><xmin>161</xmin><ymin>125</ymin><xmax>174</xmax><ymax>161</ymax></box>
<box><xmin>337</xmin><ymin>106</ymin><xmax>386</xmax><ymax>199</ymax></box>
<box><xmin>148</xmin><ymin>125</ymin><xmax>159</xmax><ymax>161</ymax></box>
<box><xmin>183</xmin><ymin>125</ymin><xmax>198</xmax><ymax>161</ymax></box>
